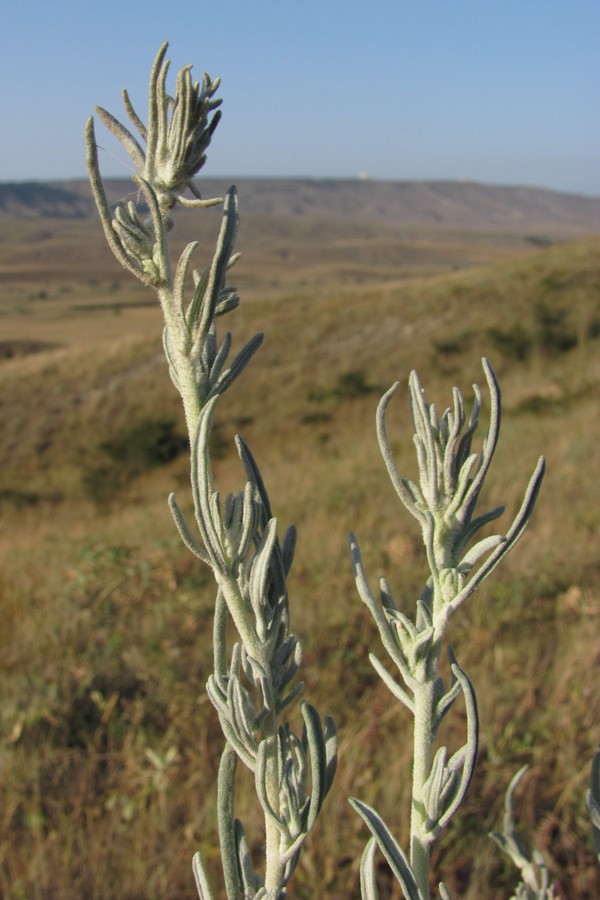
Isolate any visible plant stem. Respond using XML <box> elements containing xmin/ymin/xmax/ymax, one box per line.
<box><xmin>263</xmin><ymin>735</ymin><xmax>285</xmax><ymax>892</ymax></box>
<box><xmin>87</xmin><ymin>46</ymin><xmax>337</xmax><ymax>895</ymax></box>
<box><xmin>410</xmin><ymin>679</ymin><xmax>436</xmax><ymax>899</ymax></box>
<box><xmin>157</xmin><ymin>285</ymin><xmax>203</xmax><ymax>440</ymax></box>
<box><xmin>218</xmin><ymin>745</ymin><xmax>241</xmax><ymax>899</ymax></box>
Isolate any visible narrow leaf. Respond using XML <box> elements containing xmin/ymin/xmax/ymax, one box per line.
<box><xmin>450</xmin><ymin>455</ymin><xmax>545</xmax><ymax>616</ymax></box>
<box><xmin>349</xmin><ymin>798</ymin><xmax>422</xmax><ymax>900</ymax></box>
<box><xmin>376</xmin><ymin>382</ymin><xmax>427</xmax><ymax>525</ymax></box>
<box><xmin>236</xmin><ymin>435</ymin><xmax>273</xmax><ymax>525</ymax></box>
<box><xmin>359</xmin><ymin>837</ymin><xmax>381</xmax><ymax>900</ymax></box>
<box><xmin>436</xmin><ymin>650</ymin><xmax>479</xmax><ymax>830</ymax></box>
<box><xmin>192</xmin><ymin>851</ymin><xmax>216</xmax><ymax>900</ymax></box>
<box><xmin>211</xmin><ymin>332</ymin><xmax>264</xmax><ymax>398</ymax></box>
<box><xmin>95</xmin><ymin>104</ymin><xmax>146</xmax><ymax>172</ymax></box>
<box><xmin>234</xmin><ymin>818</ymin><xmax>262</xmax><ymax>896</ymax></box>
<box><xmin>217</xmin><ymin>745</ymin><xmax>242</xmax><ymax>900</ymax></box>
<box><xmin>168</xmin><ymin>492</ymin><xmax>210</xmax><ymax>564</ymax></box>
<box><xmin>301</xmin><ymin>702</ymin><xmax>329</xmax><ymax>833</ymax></box>
<box><xmin>369</xmin><ymin>653</ymin><xmax>414</xmax><ymax>712</ymax></box>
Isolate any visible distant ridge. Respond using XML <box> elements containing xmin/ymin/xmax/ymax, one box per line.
<box><xmin>0</xmin><ymin>182</ymin><xmax>91</xmax><ymax>219</ymax></box>
<box><xmin>1</xmin><ymin>178</ymin><xmax>599</xmax><ymax>236</ymax></box>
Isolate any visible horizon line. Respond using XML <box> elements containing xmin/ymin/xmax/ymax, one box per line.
<box><xmin>1</xmin><ymin>175</ymin><xmax>599</xmax><ymax>199</ymax></box>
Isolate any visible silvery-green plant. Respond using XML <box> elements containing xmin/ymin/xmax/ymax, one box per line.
<box><xmin>587</xmin><ymin>745</ymin><xmax>600</xmax><ymax>863</ymax></box>
<box><xmin>489</xmin><ymin>767</ymin><xmax>557</xmax><ymax>899</ymax></box>
<box><xmin>348</xmin><ymin>362</ymin><xmax>545</xmax><ymax>898</ymax></box>
<box><xmin>85</xmin><ymin>42</ymin><xmax>337</xmax><ymax>899</ymax></box>
<box><xmin>82</xmin><ymin>39</ymin><xmax>598</xmax><ymax>899</ymax></box>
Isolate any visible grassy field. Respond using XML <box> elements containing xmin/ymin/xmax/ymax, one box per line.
<box><xmin>0</xmin><ymin>203</ymin><xmax>599</xmax><ymax>897</ymax></box>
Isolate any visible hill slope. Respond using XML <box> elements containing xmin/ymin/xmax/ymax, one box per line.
<box><xmin>1</xmin><ymin>228</ymin><xmax>600</xmax><ymax>897</ymax></box>
<box><xmin>0</xmin><ymin>177</ymin><xmax>599</xmax><ymax>237</ymax></box>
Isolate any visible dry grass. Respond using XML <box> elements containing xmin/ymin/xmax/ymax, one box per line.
<box><xmin>0</xmin><ymin>210</ymin><xmax>599</xmax><ymax>897</ymax></box>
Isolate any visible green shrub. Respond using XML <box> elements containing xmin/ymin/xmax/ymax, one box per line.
<box><xmin>534</xmin><ymin>300</ymin><xmax>578</xmax><ymax>355</ymax></box>
<box><xmin>487</xmin><ymin>323</ymin><xmax>533</xmax><ymax>361</ymax></box>
<box><xmin>433</xmin><ymin>329</ymin><xmax>473</xmax><ymax>355</ymax></box>
<box><xmin>82</xmin><ymin>419</ymin><xmax>188</xmax><ymax>505</ymax></box>
<box><xmin>334</xmin><ymin>368</ymin><xmax>376</xmax><ymax>398</ymax></box>
<box><xmin>100</xmin><ymin>419</ymin><xmax>187</xmax><ymax>470</ymax></box>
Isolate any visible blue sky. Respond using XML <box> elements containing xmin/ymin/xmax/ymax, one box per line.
<box><xmin>2</xmin><ymin>0</ymin><xmax>598</xmax><ymax>194</ymax></box>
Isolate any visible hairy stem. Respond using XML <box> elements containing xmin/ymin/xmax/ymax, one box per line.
<box><xmin>263</xmin><ymin>738</ymin><xmax>286</xmax><ymax>892</ymax></box>
<box><xmin>410</xmin><ymin>680</ymin><xmax>436</xmax><ymax>897</ymax></box>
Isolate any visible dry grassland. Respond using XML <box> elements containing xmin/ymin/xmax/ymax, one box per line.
<box><xmin>0</xmin><ymin>204</ymin><xmax>599</xmax><ymax>897</ymax></box>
